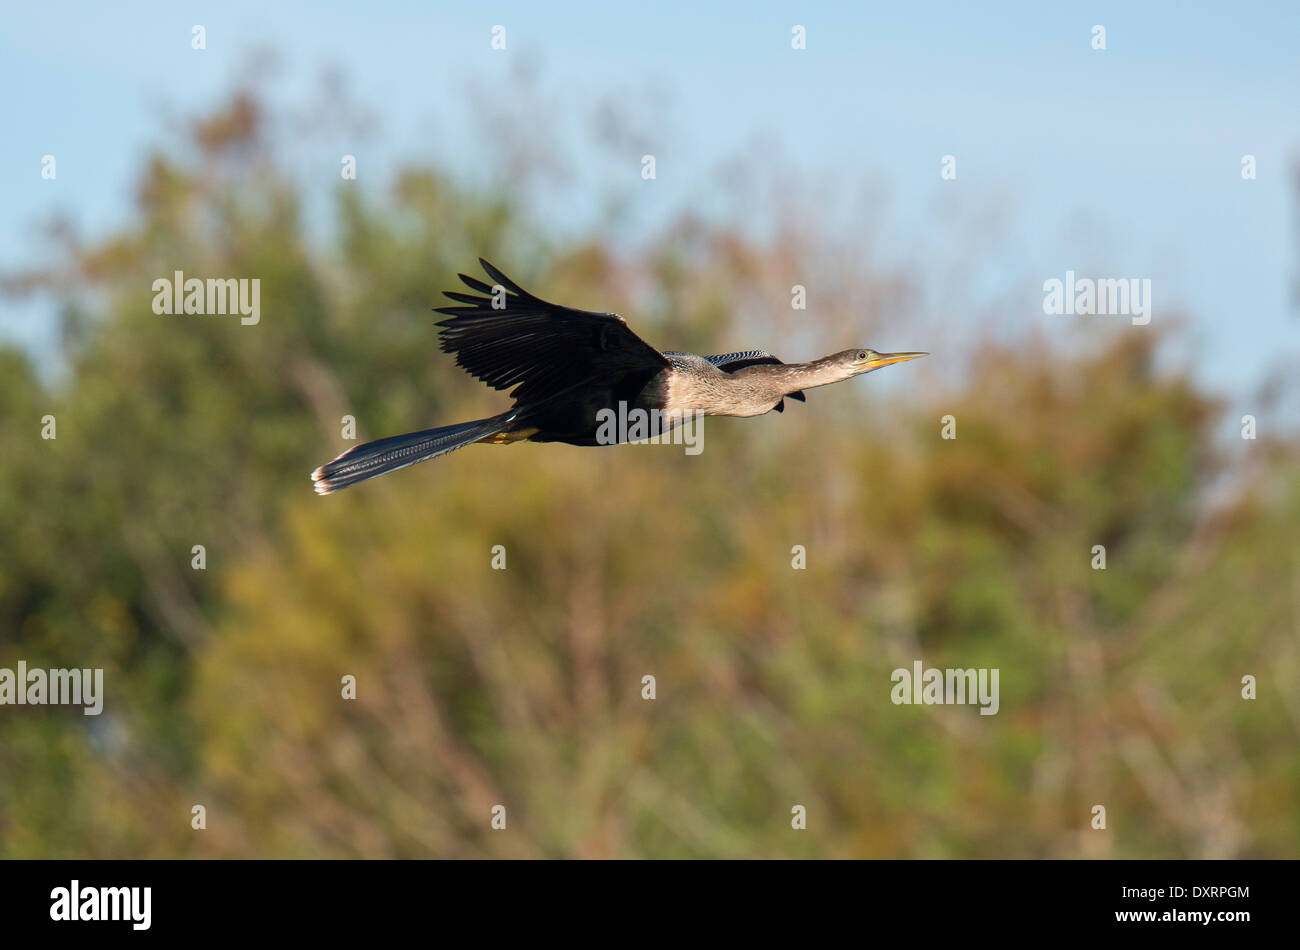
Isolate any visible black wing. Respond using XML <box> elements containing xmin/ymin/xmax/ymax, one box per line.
<box><xmin>705</xmin><ymin>350</ymin><xmax>806</xmax><ymax>403</ymax></box>
<box><xmin>434</xmin><ymin>260</ymin><xmax>669</xmax><ymax>405</ymax></box>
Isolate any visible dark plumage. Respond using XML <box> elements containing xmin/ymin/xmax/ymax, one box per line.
<box><xmin>310</xmin><ymin>260</ymin><xmax>924</xmax><ymax>494</ymax></box>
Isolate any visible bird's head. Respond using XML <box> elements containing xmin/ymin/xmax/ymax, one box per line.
<box><xmin>838</xmin><ymin>348</ymin><xmax>928</xmax><ymax>377</ymax></box>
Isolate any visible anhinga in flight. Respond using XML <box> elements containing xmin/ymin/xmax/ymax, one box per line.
<box><xmin>311</xmin><ymin>260</ymin><xmax>925</xmax><ymax>494</ymax></box>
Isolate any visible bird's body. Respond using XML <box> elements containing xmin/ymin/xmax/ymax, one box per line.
<box><xmin>660</xmin><ymin>353</ymin><xmax>781</xmax><ymax>418</ymax></box>
<box><xmin>311</xmin><ymin>260</ymin><xmax>924</xmax><ymax>493</ymax></box>
<box><xmin>517</xmin><ymin>353</ymin><xmax>782</xmax><ymax>447</ymax></box>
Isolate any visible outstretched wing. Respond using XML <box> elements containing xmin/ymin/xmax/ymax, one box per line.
<box><xmin>705</xmin><ymin>350</ymin><xmax>806</xmax><ymax>403</ymax></box>
<box><xmin>434</xmin><ymin>260</ymin><xmax>669</xmax><ymax>405</ymax></box>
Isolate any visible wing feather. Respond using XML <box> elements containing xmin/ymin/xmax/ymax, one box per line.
<box><xmin>434</xmin><ymin>260</ymin><xmax>669</xmax><ymax>404</ymax></box>
<box><xmin>703</xmin><ymin>350</ymin><xmax>777</xmax><ymax>367</ymax></box>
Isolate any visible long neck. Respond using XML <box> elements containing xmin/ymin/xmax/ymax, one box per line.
<box><xmin>680</xmin><ymin>357</ymin><xmax>853</xmax><ymax>418</ymax></box>
<box><xmin>758</xmin><ymin>357</ymin><xmax>851</xmax><ymax>395</ymax></box>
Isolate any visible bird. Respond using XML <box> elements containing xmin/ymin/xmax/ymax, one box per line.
<box><xmin>310</xmin><ymin>259</ymin><xmax>926</xmax><ymax>494</ymax></box>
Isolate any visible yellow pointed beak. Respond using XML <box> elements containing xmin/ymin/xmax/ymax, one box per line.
<box><xmin>867</xmin><ymin>351</ymin><xmax>928</xmax><ymax>370</ymax></box>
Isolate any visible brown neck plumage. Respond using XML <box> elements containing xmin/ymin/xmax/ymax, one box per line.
<box><xmin>745</xmin><ymin>356</ymin><xmax>851</xmax><ymax>395</ymax></box>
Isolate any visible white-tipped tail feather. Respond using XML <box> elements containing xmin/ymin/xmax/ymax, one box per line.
<box><xmin>310</xmin><ymin>413</ymin><xmax>514</xmax><ymax>494</ymax></box>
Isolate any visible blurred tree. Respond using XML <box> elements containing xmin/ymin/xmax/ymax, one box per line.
<box><xmin>1</xmin><ymin>88</ymin><xmax>1296</xmax><ymax>859</ymax></box>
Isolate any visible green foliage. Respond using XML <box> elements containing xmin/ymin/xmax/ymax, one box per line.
<box><xmin>1</xmin><ymin>93</ymin><xmax>1296</xmax><ymax>858</ymax></box>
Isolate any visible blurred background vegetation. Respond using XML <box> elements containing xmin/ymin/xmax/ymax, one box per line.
<box><xmin>1</xmin><ymin>80</ymin><xmax>1297</xmax><ymax>859</ymax></box>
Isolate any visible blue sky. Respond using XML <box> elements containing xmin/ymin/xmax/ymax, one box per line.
<box><xmin>2</xmin><ymin>1</ymin><xmax>1297</xmax><ymax>406</ymax></box>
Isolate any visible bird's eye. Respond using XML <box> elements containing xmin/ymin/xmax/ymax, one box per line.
<box><xmin>855</xmin><ymin>350</ymin><xmax>870</xmax><ymax>361</ymax></box>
